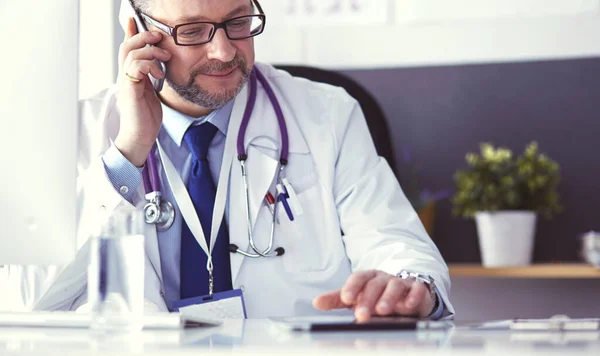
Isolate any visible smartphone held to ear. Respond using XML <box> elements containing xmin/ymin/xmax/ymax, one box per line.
<box><xmin>132</xmin><ymin>12</ymin><xmax>166</xmax><ymax>92</ymax></box>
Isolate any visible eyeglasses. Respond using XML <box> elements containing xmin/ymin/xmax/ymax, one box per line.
<box><xmin>137</xmin><ymin>0</ymin><xmax>266</xmax><ymax>46</ymax></box>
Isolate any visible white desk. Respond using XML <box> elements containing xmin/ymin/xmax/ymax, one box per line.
<box><xmin>1</xmin><ymin>319</ymin><xmax>599</xmax><ymax>355</ymax></box>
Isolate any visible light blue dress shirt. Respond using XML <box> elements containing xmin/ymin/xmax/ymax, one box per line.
<box><xmin>100</xmin><ymin>99</ymin><xmax>445</xmax><ymax>318</ymax></box>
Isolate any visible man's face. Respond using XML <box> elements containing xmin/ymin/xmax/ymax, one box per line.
<box><xmin>149</xmin><ymin>0</ymin><xmax>255</xmax><ymax>109</ymax></box>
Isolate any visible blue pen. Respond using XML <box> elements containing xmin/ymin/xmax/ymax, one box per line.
<box><xmin>276</xmin><ymin>183</ymin><xmax>294</xmax><ymax>221</ymax></box>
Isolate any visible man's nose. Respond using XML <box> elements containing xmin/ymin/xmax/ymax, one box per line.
<box><xmin>206</xmin><ymin>28</ymin><xmax>236</xmax><ymax>63</ymax></box>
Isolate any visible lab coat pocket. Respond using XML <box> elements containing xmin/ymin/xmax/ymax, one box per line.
<box><xmin>276</xmin><ymin>172</ymin><xmax>343</xmax><ymax>276</ymax></box>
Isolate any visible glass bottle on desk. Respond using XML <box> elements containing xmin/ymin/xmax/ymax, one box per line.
<box><xmin>88</xmin><ymin>206</ymin><xmax>145</xmax><ymax>332</ymax></box>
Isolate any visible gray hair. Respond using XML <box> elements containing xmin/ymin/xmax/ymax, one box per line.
<box><xmin>132</xmin><ymin>0</ymin><xmax>254</xmax><ymax>14</ymax></box>
<box><xmin>131</xmin><ymin>0</ymin><xmax>151</xmax><ymax>13</ymax></box>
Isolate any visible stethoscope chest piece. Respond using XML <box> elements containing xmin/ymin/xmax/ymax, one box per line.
<box><xmin>144</xmin><ymin>197</ymin><xmax>175</xmax><ymax>232</ymax></box>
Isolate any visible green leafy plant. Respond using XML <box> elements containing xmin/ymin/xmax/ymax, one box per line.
<box><xmin>452</xmin><ymin>142</ymin><xmax>562</xmax><ymax>219</ymax></box>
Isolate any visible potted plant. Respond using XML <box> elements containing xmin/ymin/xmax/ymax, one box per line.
<box><xmin>452</xmin><ymin>142</ymin><xmax>561</xmax><ymax>267</ymax></box>
<box><xmin>399</xmin><ymin>145</ymin><xmax>450</xmax><ymax>237</ymax></box>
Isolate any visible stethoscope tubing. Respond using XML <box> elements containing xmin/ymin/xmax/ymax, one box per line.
<box><xmin>142</xmin><ymin>66</ymin><xmax>288</xmax><ymax>257</ymax></box>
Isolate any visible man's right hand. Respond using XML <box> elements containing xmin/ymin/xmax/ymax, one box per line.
<box><xmin>114</xmin><ymin>17</ymin><xmax>172</xmax><ymax>167</ymax></box>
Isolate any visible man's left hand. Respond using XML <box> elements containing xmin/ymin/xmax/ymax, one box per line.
<box><xmin>312</xmin><ymin>270</ymin><xmax>435</xmax><ymax>322</ymax></box>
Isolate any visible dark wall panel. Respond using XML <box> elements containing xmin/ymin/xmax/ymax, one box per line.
<box><xmin>340</xmin><ymin>58</ymin><xmax>600</xmax><ymax>263</ymax></box>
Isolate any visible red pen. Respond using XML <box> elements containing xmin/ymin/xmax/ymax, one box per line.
<box><xmin>264</xmin><ymin>193</ymin><xmax>280</xmax><ymax>224</ymax></box>
<box><xmin>265</xmin><ymin>192</ymin><xmax>276</xmax><ymax>205</ymax></box>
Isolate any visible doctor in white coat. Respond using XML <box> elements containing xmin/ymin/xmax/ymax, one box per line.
<box><xmin>10</xmin><ymin>0</ymin><xmax>454</xmax><ymax>320</ymax></box>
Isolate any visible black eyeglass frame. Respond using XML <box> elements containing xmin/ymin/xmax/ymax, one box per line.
<box><xmin>133</xmin><ymin>0</ymin><xmax>267</xmax><ymax>46</ymax></box>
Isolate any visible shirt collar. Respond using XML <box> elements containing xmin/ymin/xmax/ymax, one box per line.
<box><xmin>161</xmin><ymin>99</ymin><xmax>234</xmax><ymax>147</ymax></box>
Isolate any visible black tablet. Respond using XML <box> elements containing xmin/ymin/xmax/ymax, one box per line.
<box><xmin>269</xmin><ymin>316</ymin><xmax>427</xmax><ymax>332</ymax></box>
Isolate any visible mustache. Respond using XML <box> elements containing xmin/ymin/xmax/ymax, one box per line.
<box><xmin>195</xmin><ymin>56</ymin><xmax>247</xmax><ymax>76</ymax></box>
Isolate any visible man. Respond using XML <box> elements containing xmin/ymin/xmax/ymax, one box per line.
<box><xmin>20</xmin><ymin>0</ymin><xmax>454</xmax><ymax>320</ymax></box>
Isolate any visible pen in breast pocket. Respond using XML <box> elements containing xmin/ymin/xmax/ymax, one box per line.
<box><xmin>276</xmin><ymin>184</ymin><xmax>295</xmax><ymax>221</ymax></box>
<box><xmin>264</xmin><ymin>193</ymin><xmax>280</xmax><ymax>224</ymax></box>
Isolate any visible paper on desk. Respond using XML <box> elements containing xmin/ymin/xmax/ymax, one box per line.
<box><xmin>511</xmin><ymin>318</ymin><xmax>600</xmax><ymax>331</ymax></box>
<box><xmin>0</xmin><ymin>311</ymin><xmax>221</xmax><ymax>329</ymax></box>
<box><xmin>465</xmin><ymin>318</ymin><xmax>600</xmax><ymax>331</ymax></box>
<box><xmin>178</xmin><ymin>296</ymin><xmax>246</xmax><ymax>320</ymax></box>
<box><xmin>466</xmin><ymin>319</ymin><xmax>513</xmax><ymax>330</ymax></box>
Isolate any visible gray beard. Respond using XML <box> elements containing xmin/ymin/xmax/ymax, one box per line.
<box><xmin>166</xmin><ymin>58</ymin><xmax>251</xmax><ymax>110</ymax></box>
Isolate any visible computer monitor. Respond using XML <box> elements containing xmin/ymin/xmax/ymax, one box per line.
<box><xmin>0</xmin><ymin>0</ymin><xmax>78</xmax><ymax>265</ymax></box>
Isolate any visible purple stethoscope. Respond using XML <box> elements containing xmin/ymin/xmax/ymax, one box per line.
<box><xmin>142</xmin><ymin>67</ymin><xmax>290</xmax><ymax>258</ymax></box>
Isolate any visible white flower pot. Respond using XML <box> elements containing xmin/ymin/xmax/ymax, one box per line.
<box><xmin>475</xmin><ymin>211</ymin><xmax>537</xmax><ymax>267</ymax></box>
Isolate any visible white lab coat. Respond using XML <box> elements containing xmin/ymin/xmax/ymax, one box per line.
<box><xmin>6</xmin><ymin>63</ymin><xmax>454</xmax><ymax>318</ymax></box>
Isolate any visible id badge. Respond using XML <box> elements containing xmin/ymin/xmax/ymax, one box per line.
<box><xmin>172</xmin><ymin>289</ymin><xmax>247</xmax><ymax>319</ymax></box>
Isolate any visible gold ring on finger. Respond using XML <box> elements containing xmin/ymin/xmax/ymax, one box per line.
<box><xmin>125</xmin><ymin>73</ymin><xmax>141</xmax><ymax>83</ymax></box>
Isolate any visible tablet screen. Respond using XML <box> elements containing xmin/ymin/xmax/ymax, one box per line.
<box><xmin>269</xmin><ymin>315</ymin><xmax>420</xmax><ymax>332</ymax></box>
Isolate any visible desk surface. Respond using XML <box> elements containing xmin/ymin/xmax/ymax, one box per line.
<box><xmin>1</xmin><ymin>319</ymin><xmax>598</xmax><ymax>355</ymax></box>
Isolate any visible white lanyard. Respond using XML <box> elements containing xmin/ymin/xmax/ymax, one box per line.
<box><xmin>155</xmin><ymin>99</ymin><xmax>243</xmax><ymax>277</ymax></box>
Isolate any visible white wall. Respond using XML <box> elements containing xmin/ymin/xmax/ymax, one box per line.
<box><xmin>255</xmin><ymin>0</ymin><xmax>600</xmax><ymax>69</ymax></box>
<box><xmin>79</xmin><ymin>0</ymin><xmax>119</xmax><ymax>99</ymax></box>
<box><xmin>80</xmin><ymin>0</ymin><xmax>600</xmax><ymax>99</ymax></box>
<box><xmin>0</xmin><ymin>267</ymin><xmax>5</xmax><ymax>309</ymax></box>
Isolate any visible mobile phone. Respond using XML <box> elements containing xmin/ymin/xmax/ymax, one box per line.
<box><xmin>131</xmin><ymin>10</ymin><xmax>166</xmax><ymax>92</ymax></box>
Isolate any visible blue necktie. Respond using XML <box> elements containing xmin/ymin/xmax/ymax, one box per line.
<box><xmin>180</xmin><ymin>122</ymin><xmax>233</xmax><ymax>299</ymax></box>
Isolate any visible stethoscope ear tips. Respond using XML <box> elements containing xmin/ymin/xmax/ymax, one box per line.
<box><xmin>228</xmin><ymin>244</ymin><xmax>239</xmax><ymax>253</ymax></box>
<box><xmin>275</xmin><ymin>247</ymin><xmax>285</xmax><ymax>256</ymax></box>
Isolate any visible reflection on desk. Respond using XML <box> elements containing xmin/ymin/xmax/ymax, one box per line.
<box><xmin>0</xmin><ymin>319</ymin><xmax>599</xmax><ymax>355</ymax></box>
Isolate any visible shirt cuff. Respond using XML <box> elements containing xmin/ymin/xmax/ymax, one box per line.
<box><xmin>101</xmin><ymin>144</ymin><xmax>144</xmax><ymax>202</ymax></box>
<box><xmin>427</xmin><ymin>286</ymin><xmax>445</xmax><ymax>320</ymax></box>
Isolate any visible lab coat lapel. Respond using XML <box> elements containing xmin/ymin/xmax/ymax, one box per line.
<box><xmin>227</xmin><ymin>81</ymin><xmax>277</xmax><ymax>284</ymax></box>
<box><xmin>228</xmin><ymin>69</ymin><xmax>310</xmax><ymax>283</ymax></box>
